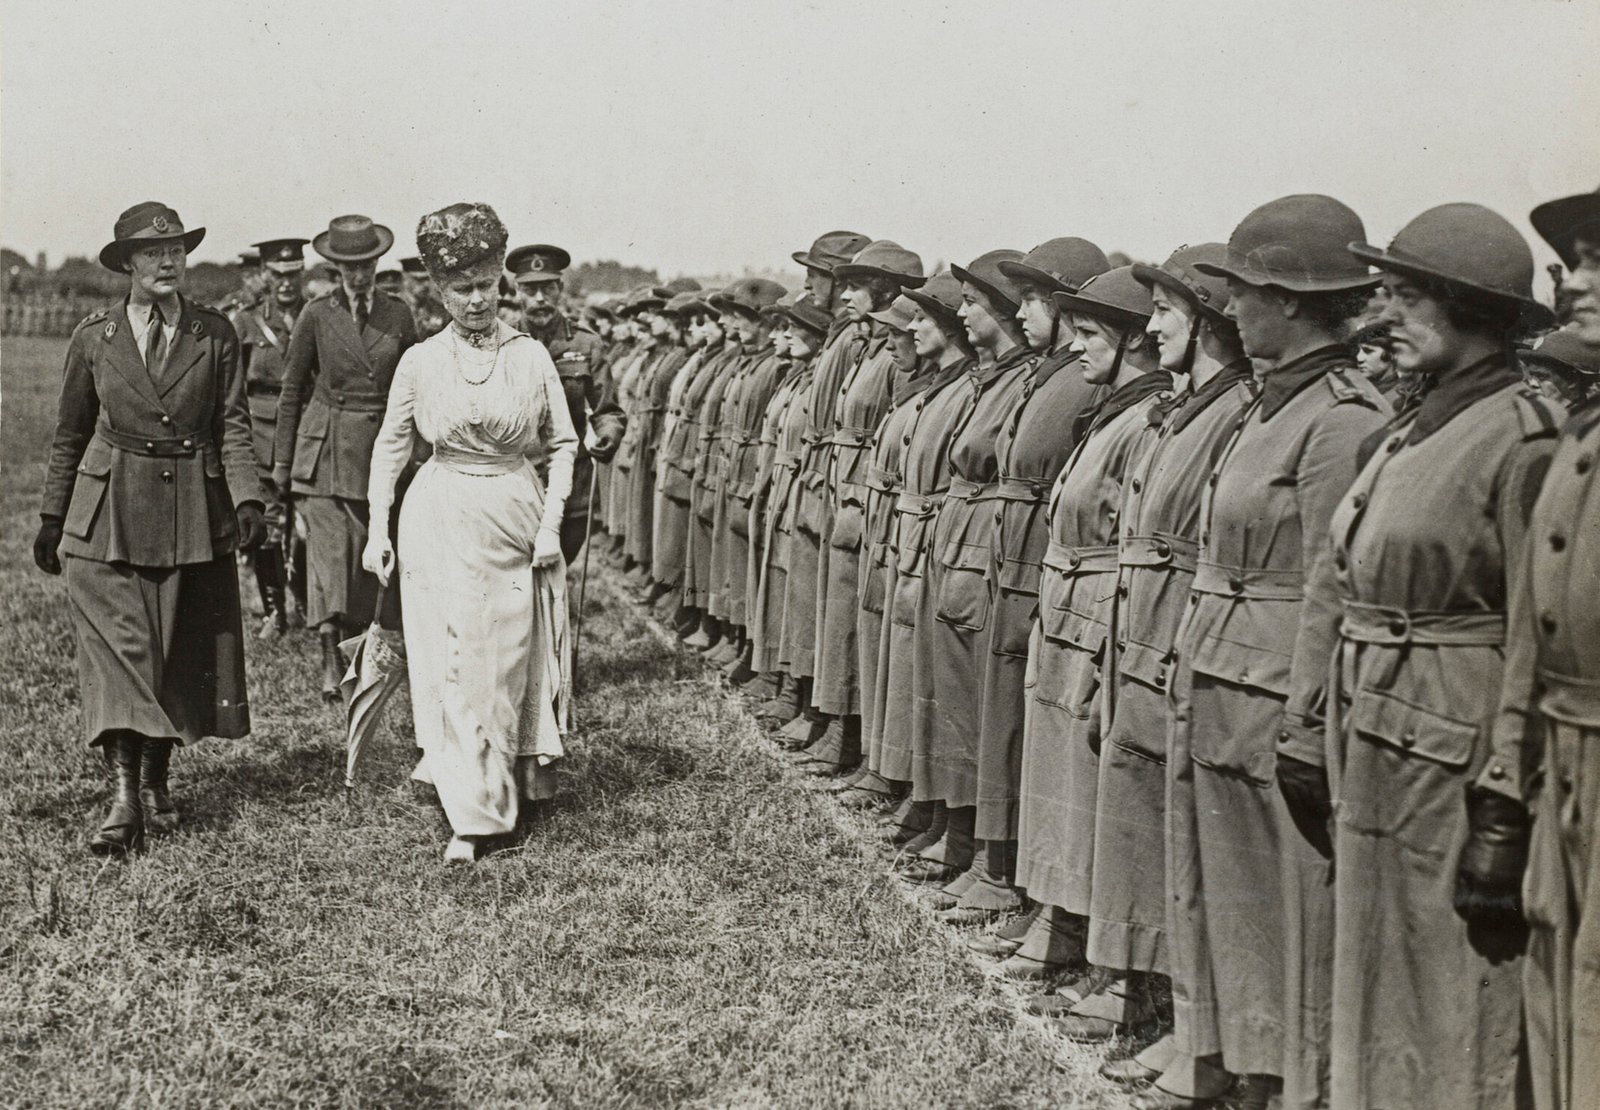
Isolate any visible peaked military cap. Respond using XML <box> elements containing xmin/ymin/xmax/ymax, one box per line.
<box><xmin>99</xmin><ymin>201</ymin><xmax>206</xmax><ymax>271</ymax></box>
<box><xmin>507</xmin><ymin>243</ymin><xmax>572</xmax><ymax>284</ymax></box>
<box><xmin>253</xmin><ymin>238</ymin><xmax>309</xmax><ymax>273</ymax></box>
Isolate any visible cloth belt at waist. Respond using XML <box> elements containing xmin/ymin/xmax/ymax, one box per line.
<box><xmin>430</xmin><ymin>445</ymin><xmax>529</xmax><ymax>477</ymax></box>
<box><xmin>829</xmin><ymin>427</ymin><xmax>876</xmax><ymax>447</ymax></box>
<box><xmin>995</xmin><ymin>476</ymin><xmax>1051</xmax><ymax>503</ymax></box>
<box><xmin>895</xmin><ymin>491</ymin><xmax>941</xmax><ymax>516</ymax></box>
<box><xmin>946</xmin><ymin>477</ymin><xmax>995</xmax><ymax>499</ymax></box>
<box><xmin>97</xmin><ymin>425</ymin><xmax>213</xmax><ymax>457</ymax></box>
<box><xmin>1537</xmin><ymin>666</ymin><xmax>1600</xmax><ymax>728</ymax></box>
<box><xmin>1043</xmin><ymin>541</ymin><xmax>1120</xmax><ymax>576</ymax></box>
<box><xmin>1120</xmin><ymin>533</ymin><xmax>1199</xmax><ymax>572</ymax></box>
<box><xmin>1192</xmin><ymin>560</ymin><xmax>1305</xmax><ymax>600</ymax></box>
<box><xmin>1339</xmin><ymin>601</ymin><xmax>1505</xmax><ymax>646</ymax></box>
<box><xmin>313</xmin><ymin>382</ymin><xmax>389</xmax><ymax>412</ymax></box>
<box><xmin>866</xmin><ymin>464</ymin><xmax>899</xmax><ymax>493</ymax></box>
<box><xmin>772</xmin><ymin>450</ymin><xmax>802</xmax><ymax>469</ymax></box>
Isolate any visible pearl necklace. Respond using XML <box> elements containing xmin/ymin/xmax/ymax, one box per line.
<box><xmin>450</xmin><ymin>325</ymin><xmax>501</xmax><ymax>424</ymax></box>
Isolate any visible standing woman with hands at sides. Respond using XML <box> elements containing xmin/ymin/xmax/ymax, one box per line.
<box><xmin>362</xmin><ymin>203</ymin><xmax>579</xmax><ymax>865</ymax></box>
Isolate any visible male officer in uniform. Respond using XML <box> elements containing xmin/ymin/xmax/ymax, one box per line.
<box><xmin>508</xmin><ymin>243</ymin><xmax>627</xmax><ymax>563</ymax></box>
<box><xmin>274</xmin><ymin>215</ymin><xmax>418</xmax><ymax>698</ymax></box>
<box><xmin>236</xmin><ymin>237</ymin><xmax>309</xmax><ymax>637</ymax></box>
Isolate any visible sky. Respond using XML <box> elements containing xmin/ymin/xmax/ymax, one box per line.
<box><xmin>2</xmin><ymin>0</ymin><xmax>1597</xmax><ymax>292</ymax></box>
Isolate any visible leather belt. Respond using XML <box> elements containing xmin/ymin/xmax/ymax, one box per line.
<box><xmin>247</xmin><ymin>382</ymin><xmax>282</xmax><ymax>397</ymax></box>
<box><xmin>313</xmin><ymin>383</ymin><xmax>388</xmax><ymax>412</ymax></box>
<box><xmin>97</xmin><ymin>426</ymin><xmax>211</xmax><ymax>457</ymax></box>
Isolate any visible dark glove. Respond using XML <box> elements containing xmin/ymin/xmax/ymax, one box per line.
<box><xmin>1277</xmin><ymin>755</ymin><xmax>1334</xmax><ymax>858</ymax></box>
<box><xmin>33</xmin><ymin>516</ymin><xmax>64</xmax><ymax>575</ymax></box>
<box><xmin>1454</xmin><ymin>790</ymin><xmax>1531</xmax><ymax>927</ymax></box>
<box><xmin>590</xmin><ymin>416</ymin><xmax>625</xmax><ymax>463</ymax></box>
<box><xmin>236</xmin><ymin>503</ymin><xmax>266</xmax><ymax>552</ymax></box>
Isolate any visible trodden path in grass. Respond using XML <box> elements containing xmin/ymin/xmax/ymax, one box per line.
<box><xmin>1</xmin><ymin>336</ymin><xmax>1132</xmax><ymax>1108</ymax></box>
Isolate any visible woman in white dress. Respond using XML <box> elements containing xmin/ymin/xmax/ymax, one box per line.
<box><xmin>362</xmin><ymin>202</ymin><xmax>579</xmax><ymax>863</ymax></box>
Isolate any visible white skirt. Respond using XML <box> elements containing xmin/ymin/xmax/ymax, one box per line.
<box><xmin>398</xmin><ymin>452</ymin><xmax>569</xmax><ymax>836</ymax></box>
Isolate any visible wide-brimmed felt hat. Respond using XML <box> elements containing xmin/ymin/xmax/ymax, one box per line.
<box><xmin>663</xmin><ymin>290</ymin><xmax>712</xmax><ymax>317</ymax></box>
<box><xmin>312</xmin><ymin>214</ymin><xmax>395</xmax><ymax>263</ymax></box>
<box><xmin>1052</xmin><ymin>266</ymin><xmax>1153</xmax><ymax>332</ymax></box>
<box><xmin>833</xmin><ymin>240</ymin><xmax>927</xmax><ymax>287</ymax></box>
<box><xmin>621</xmin><ymin>286</ymin><xmax>666</xmax><ymax>316</ymax></box>
<box><xmin>1521</xmin><ymin>327</ymin><xmax>1600</xmax><ymax>378</ymax></box>
<box><xmin>793</xmin><ymin>230</ymin><xmax>872</xmax><ymax>273</ymax></box>
<box><xmin>1530</xmin><ymin>186</ymin><xmax>1600</xmax><ymax>270</ymax></box>
<box><xmin>998</xmin><ymin>237</ymin><xmax>1111</xmax><ymax>295</ymax></box>
<box><xmin>1131</xmin><ymin>243</ymin><xmax>1234</xmax><ymax>324</ymax></box>
<box><xmin>660</xmin><ymin>276</ymin><xmax>703</xmax><ymax>295</ymax></box>
<box><xmin>1196</xmin><ymin>194</ymin><xmax>1377</xmax><ymax>293</ymax></box>
<box><xmin>950</xmin><ymin>249</ymin><xmax>1027</xmax><ymax>316</ymax></box>
<box><xmin>868</xmin><ymin>293</ymin><xmax>918</xmax><ymax>332</ymax></box>
<box><xmin>902</xmin><ymin>271</ymin><xmax>966</xmax><ymax>333</ymax></box>
<box><xmin>775</xmin><ymin>294</ymin><xmax>831</xmax><ymax>337</ymax></box>
<box><xmin>98</xmin><ymin>202</ymin><xmax>206</xmax><ymax>271</ymax></box>
<box><xmin>710</xmin><ymin>277</ymin><xmax>789</xmax><ymax>317</ymax></box>
<box><xmin>507</xmin><ymin>243</ymin><xmax>572</xmax><ymax>285</ymax></box>
<box><xmin>254</xmin><ymin>237</ymin><xmax>309</xmax><ymax>274</ymax></box>
<box><xmin>1349</xmin><ymin>203</ymin><xmax>1550</xmax><ymax>323</ymax></box>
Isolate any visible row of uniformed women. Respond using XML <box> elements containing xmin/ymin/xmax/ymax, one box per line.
<box><xmin>596</xmin><ymin>185</ymin><xmax>1600</xmax><ymax>1110</ymax></box>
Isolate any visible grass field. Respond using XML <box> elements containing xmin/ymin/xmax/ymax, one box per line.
<box><xmin>0</xmin><ymin>334</ymin><xmax>1134</xmax><ymax>1108</ymax></box>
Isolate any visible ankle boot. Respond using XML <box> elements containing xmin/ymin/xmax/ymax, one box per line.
<box><xmin>139</xmin><ymin>738</ymin><xmax>180</xmax><ymax>834</ymax></box>
<box><xmin>254</xmin><ymin>548</ymin><xmax>288</xmax><ymax>639</ymax></box>
<box><xmin>90</xmin><ymin>733</ymin><xmax>145</xmax><ymax>856</ymax></box>
<box><xmin>320</xmin><ymin>628</ymin><xmax>344</xmax><ymax>702</ymax></box>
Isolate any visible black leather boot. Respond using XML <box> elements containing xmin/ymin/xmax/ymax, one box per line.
<box><xmin>320</xmin><ymin>627</ymin><xmax>344</xmax><ymax>702</ymax></box>
<box><xmin>253</xmin><ymin>548</ymin><xmax>287</xmax><ymax>639</ymax></box>
<box><xmin>139</xmin><ymin>738</ymin><xmax>180</xmax><ymax>834</ymax></box>
<box><xmin>89</xmin><ymin>733</ymin><xmax>144</xmax><ymax>856</ymax></box>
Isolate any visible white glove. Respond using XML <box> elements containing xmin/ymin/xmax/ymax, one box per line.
<box><xmin>533</xmin><ymin>527</ymin><xmax>563</xmax><ymax>569</ymax></box>
<box><xmin>362</xmin><ymin>536</ymin><xmax>396</xmax><ymax>585</ymax></box>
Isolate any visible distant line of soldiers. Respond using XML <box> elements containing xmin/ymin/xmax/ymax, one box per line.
<box><xmin>595</xmin><ymin>188</ymin><xmax>1600</xmax><ymax>1110</ymax></box>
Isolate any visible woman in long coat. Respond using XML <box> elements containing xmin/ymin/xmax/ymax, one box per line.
<box><xmin>362</xmin><ymin>203</ymin><xmax>578</xmax><ymax>865</ymax></box>
<box><xmin>35</xmin><ymin>202</ymin><xmax>266</xmax><ymax>855</ymax></box>
<box><xmin>1148</xmin><ymin>196</ymin><xmax>1390</xmax><ymax>1110</ymax></box>
<box><xmin>1305</xmin><ymin>205</ymin><xmax>1558</xmax><ymax>1110</ymax></box>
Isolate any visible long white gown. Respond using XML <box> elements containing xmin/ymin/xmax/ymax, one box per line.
<box><xmin>367</xmin><ymin>321</ymin><xmax>579</xmax><ymax>836</ymax></box>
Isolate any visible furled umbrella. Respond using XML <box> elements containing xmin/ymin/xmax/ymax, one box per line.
<box><xmin>339</xmin><ymin>584</ymin><xmax>408</xmax><ymax>789</ymax></box>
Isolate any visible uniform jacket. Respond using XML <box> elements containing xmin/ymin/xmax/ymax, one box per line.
<box><xmin>1182</xmin><ymin>345</ymin><xmax>1390</xmax><ymax>785</ymax></box>
<box><xmin>660</xmin><ymin>343</ymin><xmax>735</xmax><ymax>502</ymax></box>
<box><xmin>41</xmin><ymin>296</ymin><xmax>265</xmax><ymax>567</ymax></box>
<box><xmin>795</xmin><ymin>318</ymin><xmax>870</xmax><ymax>536</ymax></box>
<box><xmin>236</xmin><ymin>301</ymin><xmax>302</xmax><ymax>467</ymax></box>
<box><xmin>274</xmin><ymin>288</ymin><xmax>417</xmax><ymax>500</ymax></box>
<box><xmin>827</xmin><ymin>324</ymin><xmax>898</xmax><ymax>554</ymax></box>
<box><xmin>532</xmin><ymin>315</ymin><xmax>625</xmax><ymax>459</ymax></box>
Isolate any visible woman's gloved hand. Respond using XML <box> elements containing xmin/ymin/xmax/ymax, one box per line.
<box><xmin>362</xmin><ymin>535</ymin><xmax>396</xmax><ymax>585</ymax></box>
<box><xmin>533</xmin><ymin>526</ymin><xmax>563</xmax><ymax>569</ymax></box>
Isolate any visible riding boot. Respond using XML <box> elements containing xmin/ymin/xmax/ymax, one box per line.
<box><xmin>254</xmin><ymin>547</ymin><xmax>287</xmax><ymax>639</ymax></box>
<box><xmin>139</xmin><ymin>738</ymin><xmax>180</xmax><ymax>834</ymax></box>
<box><xmin>89</xmin><ymin>732</ymin><xmax>144</xmax><ymax>856</ymax></box>
<box><xmin>320</xmin><ymin>627</ymin><xmax>344</xmax><ymax>702</ymax></box>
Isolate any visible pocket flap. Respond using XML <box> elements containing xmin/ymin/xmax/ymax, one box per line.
<box><xmin>1349</xmin><ymin>687</ymin><xmax>1477</xmax><ymax>767</ymax></box>
<box><xmin>1041</xmin><ymin>604</ymin><xmax>1106</xmax><ymax>653</ymax></box>
<box><xmin>941</xmin><ymin>538</ymin><xmax>992</xmax><ymax>574</ymax></box>
<box><xmin>1117</xmin><ymin>639</ymin><xmax>1172</xmax><ymax>692</ymax></box>
<box><xmin>1189</xmin><ymin>633</ymin><xmax>1293</xmax><ymax>696</ymax></box>
<box><xmin>77</xmin><ymin>437</ymin><xmax>114</xmax><ymax>477</ymax></box>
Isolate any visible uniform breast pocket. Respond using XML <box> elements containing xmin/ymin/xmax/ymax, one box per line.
<box><xmin>935</xmin><ymin>541</ymin><xmax>993</xmax><ymax>632</ymax></box>
<box><xmin>63</xmin><ymin>441</ymin><xmax>114</xmax><ymax>539</ymax></box>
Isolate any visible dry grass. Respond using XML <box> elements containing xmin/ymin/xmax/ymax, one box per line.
<box><xmin>1</xmin><ymin>335</ymin><xmax>1135</xmax><ymax>1108</ymax></box>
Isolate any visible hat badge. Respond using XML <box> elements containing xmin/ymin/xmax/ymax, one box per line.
<box><xmin>531</xmin><ymin>256</ymin><xmax>546</xmax><ymax>272</ymax></box>
<box><xmin>152</xmin><ymin>215</ymin><xmax>170</xmax><ymax>233</ymax></box>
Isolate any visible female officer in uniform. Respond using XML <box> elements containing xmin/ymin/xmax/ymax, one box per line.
<box><xmin>34</xmin><ymin>201</ymin><xmax>265</xmax><ymax>855</ymax></box>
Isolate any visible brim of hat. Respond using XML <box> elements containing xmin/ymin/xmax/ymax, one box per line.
<box><xmin>995</xmin><ymin>260</ymin><xmax>1073</xmax><ymax>294</ymax></box>
<box><xmin>513</xmin><ymin>271</ymin><xmax>562</xmax><ymax>286</ymax></box>
<box><xmin>902</xmin><ymin>287</ymin><xmax>963</xmax><ymax>329</ymax></box>
<box><xmin>867</xmin><ymin>307</ymin><xmax>912</xmax><ymax>330</ymax></box>
<box><xmin>832</xmin><ymin>263</ymin><xmax>927</xmax><ymax>288</ymax></box>
<box><xmin>1051</xmin><ymin>289</ymin><xmax>1150</xmax><ymax>331</ymax></box>
<box><xmin>1192</xmin><ymin>257</ymin><xmax>1377</xmax><ymax>293</ymax></box>
<box><xmin>263</xmin><ymin>262</ymin><xmax>306</xmax><ymax>275</ymax></box>
<box><xmin>1348</xmin><ymin>241</ymin><xmax>1554</xmax><ymax>326</ymax></box>
<box><xmin>948</xmin><ymin>263</ymin><xmax>1020</xmax><ymax>315</ymax></box>
<box><xmin>1129</xmin><ymin>262</ymin><xmax>1229</xmax><ymax>322</ymax></box>
<box><xmin>1520</xmin><ymin>349</ymin><xmax>1600</xmax><ymax>377</ymax></box>
<box><xmin>1530</xmin><ymin>193</ymin><xmax>1600</xmax><ymax>268</ymax></box>
<box><xmin>98</xmin><ymin>227</ymin><xmax>206</xmax><ymax>271</ymax></box>
<box><xmin>624</xmin><ymin>298</ymin><xmax>665</xmax><ymax>315</ymax></box>
<box><xmin>791</xmin><ymin>250</ymin><xmax>838</xmax><ymax>273</ymax></box>
<box><xmin>312</xmin><ymin>224</ymin><xmax>395</xmax><ymax>263</ymax></box>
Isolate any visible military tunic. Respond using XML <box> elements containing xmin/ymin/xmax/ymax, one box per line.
<box><xmin>1089</xmin><ymin>365</ymin><xmax>1254</xmax><ymax>999</ymax></box>
<box><xmin>236</xmin><ymin>302</ymin><xmax>301</xmax><ymax>541</ymax></box>
<box><xmin>654</xmin><ymin>343</ymin><xmax>732</xmax><ymax>590</ymax></box>
<box><xmin>872</xmin><ymin>360</ymin><xmax>974</xmax><ymax>782</ymax></box>
<box><xmin>274</xmin><ymin>289</ymin><xmax>417</xmax><ymax>627</ymax></box>
<box><xmin>606</xmin><ymin>339</ymin><xmax>652</xmax><ymax>549</ymax></box>
<box><xmin>1171</xmin><ymin>346</ymin><xmax>1388</xmax><ymax>1106</ymax></box>
<box><xmin>1015</xmin><ymin>372</ymin><xmax>1168</xmax><ymax>915</ymax></box>
<box><xmin>535</xmin><ymin>316</ymin><xmax>624</xmax><ymax>562</ymax></box>
<box><xmin>684</xmin><ymin>345</ymin><xmax>745</xmax><ymax>609</ymax></box>
<box><xmin>621</xmin><ymin>342</ymin><xmax>683</xmax><ymax>568</ymax></box>
<box><xmin>913</xmin><ymin>344</ymin><xmax>1035</xmax><ymax>805</ymax></box>
<box><xmin>815</xmin><ymin>325</ymin><xmax>898</xmax><ymax>716</ymax></box>
<box><xmin>1489</xmin><ymin>391</ymin><xmax>1600</xmax><ymax>1110</ymax></box>
<box><xmin>974</xmin><ymin>348</ymin><xmax>1105</xmax><ymax>842</ymax></box>
<box><xmin>717</xmin><ymin>348</ymin><xmax>787</xmax><ymax>626</ymax></box>
<box><xmin>41</xmin><ymin>297</ymin><xmax>265</xmax><ymax>745</ymax></box>
<box><xmin>750</xmin><ymin>358</ymin><xmax>816</xmax><ymax>673</ymax></box>
<box><xmin>1298</xmin><ymin>363</ymin><xmax>1555</xmax><ymax>1110</ymax></box>
<box><xmin>781</xmin><ymin>319</ymin><xmax>868</xmax><ymax>678</ymax></box>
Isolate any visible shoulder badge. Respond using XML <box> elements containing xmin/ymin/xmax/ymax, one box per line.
<box><xmin>1511</xmin><ymin>387</ymin><xmax>1562</xmax><ymax>440</ymax></box>
<box><xmin>190</xmin><ymin>319</ymin><xmax>204</xmax><ymax>335</ymax></box>
<box><xmin>103</xmin><ymin>320</ymin><xmax>117</xmax><ymax>340</ymax></box>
